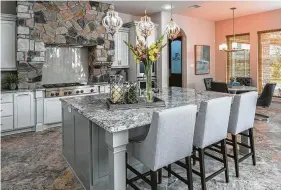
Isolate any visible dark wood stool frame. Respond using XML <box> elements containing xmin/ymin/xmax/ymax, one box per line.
<box><xmin>193</xmin><ymin>139</ymin><xmax>229</xmax><ymax>190</ymax></box>
<box><xmin>126</xmin><ymin>153</ymin><xmax>162</xmax><ymax>190</ymax></box>
<box><xmin>126</xmin><ymin>153</ymin><xmax>193</xmax><ymax>190</ymax></box>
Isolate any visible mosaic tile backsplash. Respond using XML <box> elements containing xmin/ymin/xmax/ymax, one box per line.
<box><xmin>16</xmin><ymin>1</ymin><xmax>115</xmax><ymax>87</ymax></box>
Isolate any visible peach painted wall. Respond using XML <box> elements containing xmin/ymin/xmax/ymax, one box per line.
<box><xmin>215</xmin><ymin>9</ymin><xmax>281</xmax><ymax>86</ymax></box>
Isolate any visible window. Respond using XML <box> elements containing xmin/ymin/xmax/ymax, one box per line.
<box><xmin>258</xmin><ymin>29</ymin><xmax>281</xmax><ymax>97</ymax></box>
<box><xmin>226</xmin><ymin>34</ymin><xmax>250</xmax><ymax>81</ymax></box>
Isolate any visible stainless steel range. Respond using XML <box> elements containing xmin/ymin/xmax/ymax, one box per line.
<box><xmin>42</xmin><ymin>83</ymin><xmax>98</xmax><ymax>98</ymax></box>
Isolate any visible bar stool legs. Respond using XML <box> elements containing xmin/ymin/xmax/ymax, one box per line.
<box><xmin>198</xmin><ymin>149</ymin><xmax>206</xmax><ymax>190</ymax></box>
<box><xmin>221</xmin><ymin>139</ymin><xmax>229</xmax><ymax>183</ymax></box>
<box><xmin>227</xmin><ymin>128</ymin><xmax>256</xmax><ymax>178</ymax></box>
<box><xmin>150</xmin><ymin>171</ymin><xmax>158</xmax><ymax>190</ymax></box>
<box><xmin>249</xmin><ymin>128</ymin><xmax>256</xmax><ymax>166</ymax></box>
<box><xmin>193</xmin><ymin>139</ymin><xmax>229</xmax><ymax>190</ymax></box>
<box><xmin>186</xmin><ymin>157</ymin><xmax>193</xmax><ymax>190</ymax></box>
<box><xmin>232</xmin><ymin>134</ymin><xmax>239</xmax><ymax>177</ymax></box>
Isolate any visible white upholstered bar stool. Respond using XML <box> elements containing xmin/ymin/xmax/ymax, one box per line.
<box><xmin>126</xmin><ymin>105</ymin><xmax>197</xmax><ymax>190</ymax></box>
<box><xmin>227</xmin><ymin>91</ymin><xmax>258</xmax><ymax>177</ymax></box>
<box><xmin>192</xmin><ymin>96</ymin><xmax>232</xmax><ymax>190</ymax></box>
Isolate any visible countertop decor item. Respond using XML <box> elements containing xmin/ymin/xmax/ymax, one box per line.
<box><xmin>4</xmin><ymin>73</ymin><xmax>19</xmax><ymax>90</ymax></box>
<box><xmin>102</xmin><ymin>4</ymin><xmax>123</xmax><ymax>36</ymax></box>
<box><xmin>124</xmin><ymin>35</ymin><xmax>166</xmax><ymax>102</ymax></box>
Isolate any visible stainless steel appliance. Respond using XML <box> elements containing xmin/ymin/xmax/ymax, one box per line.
<box><xmin>42</xmin><ymin>83</ymin><xmax>99</xmax><ymax>98</ymax></box>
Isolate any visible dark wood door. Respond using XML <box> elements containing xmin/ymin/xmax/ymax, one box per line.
<box><xmin>169</xmin><ymin>36</ymin><xmax>182</xmax><ymax>87</ymax></box>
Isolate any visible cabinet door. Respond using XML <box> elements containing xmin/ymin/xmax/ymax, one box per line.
<box><xmin>14</xmin><ymin>93</ymin><xmax>35</xmax><ymax>129</ymax></box>
<box><xmin>119</xmin><ymin>32</ymin><xmax>129</xmax><ymax>67</ymax></box>
<box><xmin>44</xmin><ymin>98</ymin><xmax>62</xmax><ymax>124</ymax></box>
<box><xmin>1</xmin><ymin>20</ymin><xmax>16</xmax><ymax>70</ymax></box>
<box><xmin>112</xmin><ymin>33</ymin><xmax>119</xmax><ymax>67</ymax></box>
<box><xmin>1</xmin><ymin>116</ymin><xmax>13</xmax><ymax>131</ymax></box>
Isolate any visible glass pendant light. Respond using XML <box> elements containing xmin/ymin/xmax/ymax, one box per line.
<box><xmin>166</xmin><ymin>3</ymin><xmax>180</xmax><ymax>40</ymax></box>
<box><xmin>102</xmin><ymin>4</ymin><xmax>123</xmax><ymax>36</ymax></box>
<box><xmin>219</xmin><ymin>8</ymin><xmax>249</xmax><ymax>52</ymax></box>
<box><xmin>137</xmin><ymin>9</ymin><xmax>155</xmax><ymax>40</ymax></box>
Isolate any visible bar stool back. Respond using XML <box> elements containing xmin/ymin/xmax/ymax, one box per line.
<box><xmin>227</xmin><ymin>91</ymin><xmax>258</xmax><ymax>177</ymax></box>
<box><xmin>193</xmin><ymin>96</ymin><xmax>232</xmax><ymax>190</ymax></box>
<box><xmin>127</xmin><ymin>105</ymin><xmax>197</xmax><ymax>190</ymax></box>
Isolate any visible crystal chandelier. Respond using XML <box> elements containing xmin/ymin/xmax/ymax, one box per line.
<box><xmin>219</xmin><ymin>8</ymin><xmax>250</xmax><ymax>52</ymax></box>
<box><xmin>166</xmin><ymin>4</ymin><xmax>180</xmax><ymax>40</ymax></box>
<box><xmin>102</xmin><ymin>4</ymin><xmax>123</xmax><ymax>36</ymax></box>
<box><xmin>137</xmin><ymin>10</ymin><xmax>155</xmax><ymax>39</ymax></box>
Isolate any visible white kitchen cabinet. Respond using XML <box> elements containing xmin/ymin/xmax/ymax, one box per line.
<box><xmin>112</xmin><ymin>28</ymin><xmax>130</xmax><ymax>68</ymax></box>
<box><xmin>1</xmin><ymin>14</ymin><xmax>16</xmax><ymax>71</ymax></box>
<box><xmin>14</xmin><ymin>92</ymin><xmax>35</xmax><ymax>129</ymax></box>
<box><xmin>44</xmin><ymin>97</ymin><xmax>62</xmax><ymax>124</ymax></box>
<box><xmin>1</xmin><ymin>116</ymin><xmax>13</xmax><ymax>131</ymax></box>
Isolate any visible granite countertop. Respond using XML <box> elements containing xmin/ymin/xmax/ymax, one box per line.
<box><xmin>1</xmin><ymin>88</ymin><xmax>45</xmax><ymax>94</ymax></box>
<box><xmin>61</xmin><ymin>87</ymin><xmax>235</xmax><ymax>133</ymax></box>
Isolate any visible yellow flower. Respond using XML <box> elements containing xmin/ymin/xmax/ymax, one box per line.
<box><xmin>153</xmin><ymin>48</ymin><xmax>159</xmax><ymax>54</ymax></box>
<box><xmin>150</xmin><ymin>44</ymin><xmax>156</xmax><ymax>49</ymax></box>
<box><xmin>149</xmin><ymin>55</ymin><xmax>156</xmax><ymax>62</ymax></box>
<box><xmin>149</xmin><ymin>50</ymin><xmax>154</xmax><ymax>55</ymax></box>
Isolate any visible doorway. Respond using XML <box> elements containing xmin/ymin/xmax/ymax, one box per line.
<box><xmin>169</xmin><ymin>36</ymin><xmax>182</xmax><ymax>87</ymax></box>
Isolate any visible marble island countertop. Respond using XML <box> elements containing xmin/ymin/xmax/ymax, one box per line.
<box><xmin>61</xmin><ymin>87</ymin><xmax>235</xmax><ymax>133</ymax></box>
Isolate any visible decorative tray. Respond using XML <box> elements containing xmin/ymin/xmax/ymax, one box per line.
<box><xmin>106</xmin><ymin>96</ymin><xmax>165</xmax><ymax>110</ymax></box>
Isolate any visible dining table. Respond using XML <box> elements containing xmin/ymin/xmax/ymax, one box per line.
<box><xmin>60</xmin><ymin>87</ymin><xmax>241</xmax><ymax>190</ymax></box>
<box><xmin>228</xmin><ymin>86</ymin><xmax>258</xmax><ymax>94</ymax></box>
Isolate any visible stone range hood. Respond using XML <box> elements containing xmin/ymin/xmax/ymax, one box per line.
<box><xmin>16</xmin><ymin>1</ymin><xmax>115</xmax><ymax>87</ymax></box>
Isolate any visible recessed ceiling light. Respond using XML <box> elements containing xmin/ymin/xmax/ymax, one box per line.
<box><xmin>188</xmin><ymin>5</ymin><xmax>201</xmax><ymax>9</ymax></box>
<box><xmin>162</xmin><ymin>4</ymin><xmax>173</xmax><ymax>10</ymax></box>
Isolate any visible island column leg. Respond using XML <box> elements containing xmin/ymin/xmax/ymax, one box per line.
<box><xmin>105</xmin><ymin>130</ymin><xmax>129</xmax><ymax>190</ymax></box>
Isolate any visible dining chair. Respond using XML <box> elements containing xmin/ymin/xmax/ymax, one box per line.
<box><xmin>225</xmin><ymin>91</ymin><xmax>258</xmax><ymax>177</ymax></box>
<box><xmin>256</xmin><ymin>83</ymin><xmax>277</xmax><ymax>121</ymax></box>
<box><xmin>127</xmin><ymin>105</ymin><xmax>197</xmax><ymax>190</ymax></box>
<box><xmin>192</xmin><ymin>96</ymin><xmax>232</xmax><ymax>190</ymax></box>
<box><xmin>203</xmin><ymin>78</ymin><xmax>213</xmax><ymax>91</ymax></box>
<box><xmin>236</xmin><ymin>77</ymin><xmax>253</xmax><ymax>86</ymax></box>
<box><xmin>210</xmin><ymin>81</ymin><xmax>229</xmax><ymax>93</ymax></box>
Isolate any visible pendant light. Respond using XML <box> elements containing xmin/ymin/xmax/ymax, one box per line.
<box><xmin>219</xmin><ymin>8</ymin><xmax>250</xmax><ymax>52</ymax></box>
<box><xmin>166</xmin><ymin>3</ymin><xmax>180</xmax><ymax>40</ymax></box>
<box><xmin>137</xmin><ymin>9</ymin><xmax>155</xmax><ymax>40</ymax></box>
<box><xmin>102</xmin><ymin>4</ymin><xmax>123</xmax><ymax>36</ymax></box>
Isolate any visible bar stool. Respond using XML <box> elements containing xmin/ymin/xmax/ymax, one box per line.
<box><xmin>126</xmin><ymin>105</ymin><xmax>198</xmax><ymax>190</ymax></box>
<box><xmin>192</xmin><ymin>96</ymin><xmax>232</xmax><ymax>190</ymax></box>
<box><xmin>227</xmin><ymin>92</ymin><xmax>258</xmax><ymax>177</ymax></box>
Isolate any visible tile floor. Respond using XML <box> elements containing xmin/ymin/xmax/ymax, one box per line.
<box><xmin>1</xmin><ymin>107</ymin><xmax>281</xmax><ymax>190</ymax></box>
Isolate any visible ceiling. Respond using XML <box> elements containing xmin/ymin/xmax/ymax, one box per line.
<box><xmin>102</xmin><ymin>1</ymin><xmax>281</xmax><ymax>21</ymax></box>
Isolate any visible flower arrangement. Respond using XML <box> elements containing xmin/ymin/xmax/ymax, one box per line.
<box><xmin>124</xmin><ymin>34</ymin><xmax>166</xmax><ymax>102</ymax></box>
<box><xmin>124</xmin><ymin>34</ymin><xmax>166</xmax><ymax>64</ymax></box>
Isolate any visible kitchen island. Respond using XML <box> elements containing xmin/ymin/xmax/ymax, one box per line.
<box><xmin>60</xmin><ymin>87</ymin><xmax>234</xmax><ymax>190</ymax></box>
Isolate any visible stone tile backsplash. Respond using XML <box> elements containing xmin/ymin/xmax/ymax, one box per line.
<box><xmin>16</xmin><ymin>1</ymin><xmax>114</xmax><ymax>86</ymax></box>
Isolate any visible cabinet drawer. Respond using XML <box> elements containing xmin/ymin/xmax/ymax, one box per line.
<box><xmin>1</xmin><ymin>103</ymin><xmax>13</xmax><ymax>116</ymax></box>
<box><xmin>1</xmin><ymin>93</ymin><xmax>13</xmax><ymax>103</ymax></box>
<box><xmin>1</xmin><ymin>116</ymin><xmax>13</xmax><ymax>131</ymax></box>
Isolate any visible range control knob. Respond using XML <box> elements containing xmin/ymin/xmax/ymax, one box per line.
<box><xmin>80</xmin><ymin>90</ymin><xmax>84</xmax><ymax>93</ymax></box>
<box><xmin>51</xmin><ymin>93</ymin><xmax>54</xmax><ymax>97</ymax></box>
<box><xmin>55</xmin><ymin>92</ymin><xmax>59</xmax><ymax>96</ymax></box>
<box><xmin>64</xmin><ymin>92</ymin><xmax>68</xmax><ymax>95</ymax></box>
<box><xmin>90</xmin><ymin>89</ymin><xmax>94</xmax><ymax>93</ymax></box>
<box><xmin>76</xmin><ymin>91</ymin><xmax>79</xmax><ymax>94</ymax></box>
<box><xmin>68</xmin><ymin>91</ymin><xmax>72</xmax><ymax>95</ymax></box>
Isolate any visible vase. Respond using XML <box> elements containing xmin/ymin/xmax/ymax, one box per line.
<box><xmin>9</xmin><ymin>83</ymin><xmax>17</xmax><ymax>90</ymax></box>
<box><xmin>145</xmin><ymin>62</ymin><xmax>153</xmax><ymax>103</ymax></box>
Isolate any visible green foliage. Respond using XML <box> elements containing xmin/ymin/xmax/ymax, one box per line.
<box><xmin>5</xmin><ymin>73</ymin><xmax>19</xmax><ymax>85</ymax></box>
